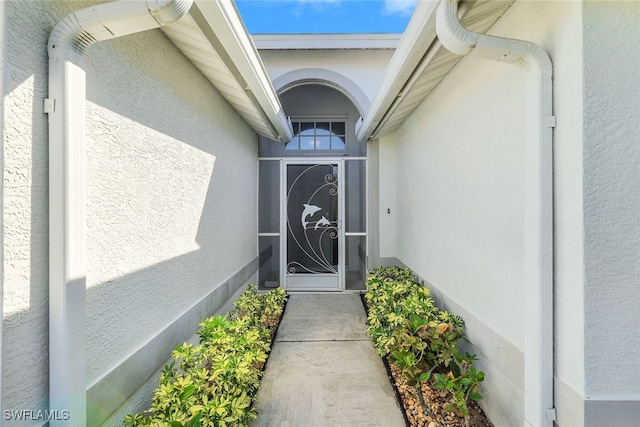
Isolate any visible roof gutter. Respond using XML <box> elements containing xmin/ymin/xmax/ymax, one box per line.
<box><xmin>187</xmin><ymin>0</ymin><xmax>293</xmax><ymax>141</ymax></box>
<box><xmin>436</xmin><ymin>1</ymin><xmax>555</xmax><ymax>426</ymax></box>
<box><xmin>47</xmin><ymin>1</ymin><xmax>193</xmax><ymax>424</ymax></box>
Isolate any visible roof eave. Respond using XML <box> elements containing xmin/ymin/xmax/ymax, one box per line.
<box><xmin>162</xmin><ymin>0</ymin><xmax>293</xmax><ymax>142</ymax></box>
<box><xmin>356</xmin><ymin>0</ymin><xmax>440</xmax><ymax>142</ymax></box>
<box><xmin>358</xmin><ymin>0</ymin><xmax>515</xmax><ymax>142</ymax></box>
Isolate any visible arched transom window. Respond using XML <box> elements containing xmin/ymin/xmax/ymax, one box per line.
<box><xmin>285</xmin><ymin>120</ymin><xmax>346</xmax><ymax>151</ymax></box>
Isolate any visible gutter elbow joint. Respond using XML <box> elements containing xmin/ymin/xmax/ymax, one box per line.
<box><xmin>436</xmin><ymin>0</ymin><xmax>476</xmax><ymax>56</ymax></box>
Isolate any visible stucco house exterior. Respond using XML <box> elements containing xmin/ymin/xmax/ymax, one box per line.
<box><xmin>1</xmin><ymin>0</ymin><xmax>639</xmax><ymax>426</ymax></box>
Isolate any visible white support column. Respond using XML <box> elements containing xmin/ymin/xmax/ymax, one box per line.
<box><xmin>47</xmin><ymin>49</ymin><xmax>87</xmax><ymax>426</ymax></box>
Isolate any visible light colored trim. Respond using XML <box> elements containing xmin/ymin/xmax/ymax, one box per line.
<box><xmin>258</xmin><ymin>233</ymin><xmax>280</xmax><ymax>237</ymax></box>
<box><xmin>394</xmin><ymin>259</ymin><xmax>526</xmax><ymax>426</ymax></box>
<box><xmin>0</xmin><ymin>0</ymin><xmax>4</xmax><ymax>408</ymax></box>
<box><xmin>281</xmin><ymin>159</ymin><xmax>344</xmax><ymax>291</ymax></box>
<box><xmin>399</xmin><ymin>259</ymin><xmax>524</xmax><ymax>390</ymax></box>
<box><xmin>355</xmin><ymin>0</ymin><xmax>441</xmax><ymax>142</ymax></box>
<box><xmin>86</xmin><ymin>258</ymin><xmax>258</xmax><ymax>426</ymax></box>
<box><xmin>47</xmin><ymin>2</ymin><xmax>193</xmax><ymax>425</ymax></box>
<box><xmin>272</xmin><ymin>68</ymin><xmax>370</xmax><ymax>117</ymax></box>
<box><xmin>554</xmin><ymin>377</ymin><xmax>585</xmax><ymax>427</ymax></box>
<box><xmin>375</xmin><ymin>257</ymin><xmax>401</xmax><ymax>268</ymax></box>
<box><xmin>585</xmin><ymin>400</ymin><xmax>640</xmax><ymax>427</ymax></box>
<box><xmin>253</xmin><ymin>33</ymin><xmax>401</xmax><ymax>50</ymax></box>
<box><xmin>289</xmin><ymin>115</ymin><xmax>348</xmax><ymax>120</ymax></box>
<box><xmin>356</xmin><ymin>1</ymin><xmax>514</xmax><ymax>141</ymax></box>
<box><xmin>339</xmin><ymin>158</ymin><xmax>346</xmax><ymax>289</ymax></box>
<box><xmin>436</xmin><ymin>1</ymin><xmax>554</xmax><ymax>426</ymax></box>
<box><xmin>188</xmin><ymin>0</ymin><xmax>293</xmax><ymax>141</ymax></box>
<box><xmin>345</xmin><ymin>232</ymin><xmax>367</xmax><ymax>237</ymax></box>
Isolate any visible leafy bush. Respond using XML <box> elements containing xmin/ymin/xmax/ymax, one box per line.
<box><xmin>125</xmin><ymin>285</ymin><xmax>287</xmax><ymax>427</ymax></box>
<box><xmin>364</xmin><ymin>266</ymin><xmax>485</xmax><ymax>424</ymax></box>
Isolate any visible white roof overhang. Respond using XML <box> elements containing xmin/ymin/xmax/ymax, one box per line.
<box><xmin>252</xmin><ymin>33</ymin><xmax>401</xmax><ymax>50</ymax></box>
<box><xmin>357</xmin><ymin>0</ymin><xmax>514</xmax><ymax>141</ymax></box>
<box><xmin>161</xmin><ymin>0</ymin><xmax>293</xmax><ymax>141</ymax></box>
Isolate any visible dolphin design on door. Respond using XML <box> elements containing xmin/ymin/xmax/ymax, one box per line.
<box><xmin>301</xmin><ymin>203</ymin><xmax>322</xmax><ymax>229</ymax></box>
<box><xmin>315</xmin><ymin>216</ymin><xmax>331</xmax><ymax>230</ymax></box>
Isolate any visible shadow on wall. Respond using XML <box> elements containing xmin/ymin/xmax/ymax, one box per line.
<box><xmin>3</xmin><ymin>0</ymin><xmax>258</xmax><ymax>421</ymax></box>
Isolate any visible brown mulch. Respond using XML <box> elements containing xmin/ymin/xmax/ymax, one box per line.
<box><xmin>387</xmin><ymin>358</ymin><xmax>493</xmax><ymax>427</ymax></box>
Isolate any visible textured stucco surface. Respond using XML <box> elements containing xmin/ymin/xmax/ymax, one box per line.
<box><xmin>2</xmin><ymin>0</ymin><xmax>258</xmax><ymax>420</ymax></box>
<box><xmin>83</xmin><ymin>28</ymin><xmax>257</xmax><ymax>386</ymax></box>
<box><xmin>3</xmin><ymin>0</ymin><xmax>68</xmax><ymax>417</ymax></box>
<box><xmin>258</xmin><ymin>49</ymin><xmax>394</xmax><ymax>115</ymax></box>
<box><xmin>384</xmin><ymin>25</ymin><xmax>527</xmax><ymax>350</ymax></box>
<box><xmin>582</xmin><ymin>0</ymin><xmax>640</xmax><ymax>399</ymax></box>
<box><xmin>376</xmin><ymin>1</ymin><xmax>586</xmax><ymax>425</ymax></box>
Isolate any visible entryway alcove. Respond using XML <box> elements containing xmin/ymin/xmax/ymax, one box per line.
<box><xmin>257</xmin><ymin>84</ymin><xmax>367</xmax><ymax>292</ymax></box>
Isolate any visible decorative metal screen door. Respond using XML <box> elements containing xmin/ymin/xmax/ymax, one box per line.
<box><xmin>282</xmin><ymin>161</ymin><xmax>343</xmax><ymax>291</ymax></box>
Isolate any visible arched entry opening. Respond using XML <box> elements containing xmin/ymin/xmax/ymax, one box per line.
<box><xmin>258</xmin><ymin>84</ymin><xmax>367</xmax><ymax>292</ymax></box>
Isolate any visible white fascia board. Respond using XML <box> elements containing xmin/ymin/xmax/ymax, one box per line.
<box><xmin>253</xmin><ymin>33</ymin><xmax>401</xmax><ymax>50</ymax></box>
<box><xmin>193</xmin><ymin>0</ymin><xmax>293</xmax><ymax>141</ymax></box>
<box><xmin>356</xmin><ymin>0</ymin><xmax>440</xmax><ymax>142</ymax></box>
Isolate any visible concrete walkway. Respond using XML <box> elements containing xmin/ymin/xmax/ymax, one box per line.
<box><xmin>251</xmin><ymin>294</ymin><xmax>405</xmax><ymax>427</ymax></box>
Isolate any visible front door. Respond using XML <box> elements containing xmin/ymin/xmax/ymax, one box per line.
<box><xmin>282</xmin><ymin>161</ymin><xmax>343</xmax><ymax>291</ymax></box>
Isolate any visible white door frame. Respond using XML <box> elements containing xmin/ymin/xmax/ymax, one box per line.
<box><xmin>280</xmin><ymin>158</ymin><xmax>345</xmax><ymax>291</ymax></box>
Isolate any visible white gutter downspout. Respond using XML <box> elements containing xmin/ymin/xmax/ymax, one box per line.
<box><xmin>436</xmin><ymin>1</ymin><xmax>554</xmax><ymax>426</ymax></box>
<box><xmin>47</xmin><ymin>1</ymin><xmax>192</xmax><ymax>425</ymax></box>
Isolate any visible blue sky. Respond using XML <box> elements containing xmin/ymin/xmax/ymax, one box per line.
<box><xmin>235</xmin><ymin>0</ymin><xmax>418</xmax><ymax>34</ymax></box>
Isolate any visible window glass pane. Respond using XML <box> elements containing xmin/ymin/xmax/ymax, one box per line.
<box><xmin>345</xmin><ymin>160</ymin><xmax>366</xmax><ymax>232</ymax></box>
<box><xmin>258</xmin><ymin>160</ymin><xmax>280</xmax><ymax>233</ymax></box>
<box><xmin>316</xmin><ymin>136</ymin><xmax>330</xmax><ymax>150</ymax></box>
<box><xmin>331</xmin><ymin>136</ymin><xmax>346</xmax><ymax>150</ymax></box>
<box><xmin>331</xmin><ymin>122</ymin><xmax>345</xmax><ymax>136</ymax></box>
<box><xmin>300</xmin><ymin>136</ymin><xmax>315</xmax><ymax>150</ymax></box>
<box><xmin>300</xmin><ymin>122</ymin><xmax>314</xmax><ymax>135</ymax></box>
<box><xmin>284</xmin><ymin>120</ymin><xmax>351</xmax><ymax>154</ymax></box>
<box><xmin>259</xmin><ymin>236</ymin><xmax>280</xmax><ymax>290</ymax></box>
<box><xmin>345</xmin><ymin>236</ymin><xmax>367</xmax><ymax>291</ymax></box>
<box><xmin>316</xmin><ymin>122</ymin><xmax>331</xmax><ymax>136</ymax></box>
<box><xmin>285</xmin><ymin>137</ymin><xmax>299</xmax><ymax>150</ymax></box>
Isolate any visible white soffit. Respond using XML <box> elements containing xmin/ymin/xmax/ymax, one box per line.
<box><xmin>359</xmin><ymin>0</ymin><xmax>514</xmax><ymax>141</ymax></box>
<box><xmin>161</xmin><ymin>0</ymin><xmax>293</xmax><ymax>141</ymax></box>
<box><xmin>252</xmin><ymin>33</ymin><xmax>401</xmax><ymax>50</ymax></box>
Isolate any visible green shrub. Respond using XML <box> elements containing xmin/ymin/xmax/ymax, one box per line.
<box><xmin>125</xmin><ymin>285</ymin><xmax>287</xmax><ymax>427</ymax></box>
<box><xmin>364</xmin><ymin>266</ymin><xmax>485</xmax><ymax>424</ymax></box>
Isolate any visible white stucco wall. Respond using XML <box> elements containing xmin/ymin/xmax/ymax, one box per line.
<box><xmin>259</xmin><ymin>48</ymin><xmax>394</xmax><ymax>116</ymax></box>
<box><xmin>377</xmin><ymin>1</ymin><xmax>585</xmax><ymax>425</ymax></box>
<box><xmin>3</xmin><ymin>0</ymin><xmax>56</xmax><ymax>417</ymax></box>
<box><xmin>3</xmin><ymin>0</ymin><xmax>258</xmax><ymax>420</ymax></box>
<box><xmin>582</xmin><ymin>0</ymin><xmax>640</xmax><ymax>400</ymax></box>
<box><xmin>84</xmin><ymin>30</ymin><xmax>258</xmax><ymax>385</ymax></box>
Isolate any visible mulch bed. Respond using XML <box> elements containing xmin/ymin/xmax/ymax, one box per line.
<box><xmin>361</xmin><ymin>294</ymin><xmax>492</xmax><ymax>427</ymax></box>
<box><xmin>386</xmin><ymin>357</ymin><xmax>492</xmax><ymax>427</ymax></box>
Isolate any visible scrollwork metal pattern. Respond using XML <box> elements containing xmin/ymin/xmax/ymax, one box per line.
<box><xmin>286</xmin><ymin>164</ymin><xmax>339</xmax><ymax>274</ymax></box>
